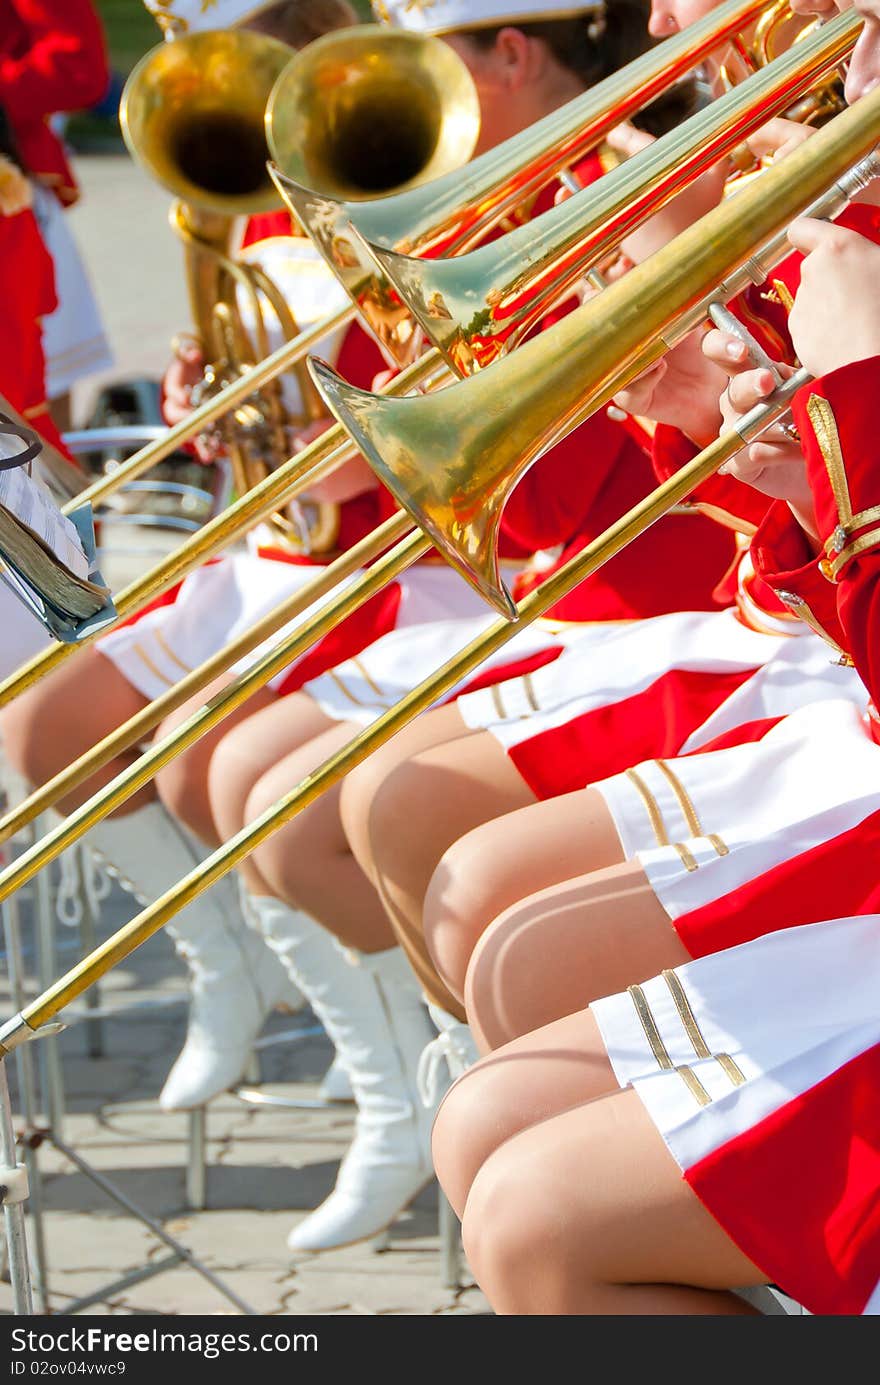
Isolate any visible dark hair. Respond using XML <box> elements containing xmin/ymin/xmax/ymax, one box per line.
<box><xmin>0</xmin><ymin>105</ymin><xmax>26</xmax><ymax>174</ymax></box>
<box><xmin>246</xmin><ymin>0</ymin><xmax>358</xmax><ymax>47</ymax></box>
<box><xmin>459</xmin><ymin>0</ymin><xmax>697</xmax><ymax>137</ymax></box>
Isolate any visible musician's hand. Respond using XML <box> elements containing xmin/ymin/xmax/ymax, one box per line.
<box><xmin>612</xmin><ymin>327</ymin><xmax>727</xmax><ymax>445</ymax></box>
<box><xmin>161</xmin><ymin>339</ymin><xmax>222</xmax><ymax>464</ymax></box>
<box><xmin>162</xmin><ymin>340</ymin><xmax>204</xmax><ymax>427</ymax></box>
<box><xmin>714</xmin><ymin>359</ymin><xmax>819</xmax><ymax>540</ymax></box>
<box><xmin>787</xmin><ymin>218</ymin><xmax>880</xmax><ymax>374</ymax></box>
<box><xmin>745</xmin><ymin>117</ymin><xmax>815</xmax><ymax>163</ymax></box>
<box><xmin>605</xmin><ymin>123</ymin><xmax>728</xmax><ymax>265</ymax></box>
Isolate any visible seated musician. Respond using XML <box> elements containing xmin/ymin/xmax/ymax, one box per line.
<box><xmin>429</xmin><ymin>0</ymin><xmax>880</xmax><ymax>1315</ymax></box>
<box><xmin>169</xmin><ymin>0</ymin><xmax>747</xmax><ymax>1257</ymax></box>
<box><xmin>0</xmin><ymin>0</ymin><xmax>377</xmax><ymax>1123</ymax></box>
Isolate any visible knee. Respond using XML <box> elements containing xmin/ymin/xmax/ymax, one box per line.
<box><xmin>464</xmin><ymin>902</ymin><xmax>542</xmax><ymax>1052</ymax></box>
<box><xmin>2</xmin><ymin>676</ymin><xmax>84</xmax><ymax>788</ymax></box>
<box><xmin>423</xmin><ymin>825</ymin><xmax>498</xmax><ymax>996</ymax></box>
<box><xmin>431</xmin><ymin>1059</ymin><xmax>512</xmax><ymax>1218</ymax></box>
<box><xmin>153</xmin><ymin>743</ymin><xmax>201</xmax><ymax>828</ymax></box>
<box><xmin>339</xmin><ymin>743</ymin><xmax>402</xmax><ymax>879</ymax></box>
<box><xmin>460</xmin><ymin>1140</ymin><xmax>553</xmax><ymax>1301</ymax></box>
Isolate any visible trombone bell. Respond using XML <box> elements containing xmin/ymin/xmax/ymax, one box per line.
<box><xmin>266</xmin><ymin>25</ymin><xmax>481</xmax><ymax>203</ymax></box>
<box><xmin>309</xmin><ymin>358</ymin><xmax>520</xmax><ymax>621</ymax></box>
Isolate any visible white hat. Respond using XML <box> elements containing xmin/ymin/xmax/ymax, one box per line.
<box><xmin>371</xmin><ymin>0</ymin><xmax>604</xmax><ymax>34</ymax></box>
<box><xmin>143</xmin><ymin>1</ymin><xmax>274</xmax><ymax>36</ymax></box>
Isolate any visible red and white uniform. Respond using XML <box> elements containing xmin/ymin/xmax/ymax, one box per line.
<box><xmin>300</xmin><ymin>150</ymin><xmax>740</xmax><ymax>724</ymax></box>
<box><xmin>593</xmin><ymin>353</ymin><xmax>880</xmax><ymax>1316</ymax></box>
<box><xmin>98</xmin><ymin>157</ymin><xmax>735</xmax><ymax>702</ymax></box>
<box><xmin>97</xmin><ymin>229</ymin><xmax>497</xmax><ymax>697</ymax></box>
<box><xmin>0</xmin><ymin>0</ymin><xmax>113</xmax><ymax>394</ymax></box>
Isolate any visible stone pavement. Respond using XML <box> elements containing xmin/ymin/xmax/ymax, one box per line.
<box><xmin>0</xmin><ymin>867</ymin><xmax>489</xmax><ymax>1317</ymax></box>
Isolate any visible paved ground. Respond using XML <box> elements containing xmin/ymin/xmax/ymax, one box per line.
<box><xmin>0</xmin><ymin>151</ymin><xmax>490</xmax><ymax>1319</ymax></box>
<box><xmin>0</xmin><ymin>856</ymin><xmax>488</xmax><ymax>1318</ymax></box>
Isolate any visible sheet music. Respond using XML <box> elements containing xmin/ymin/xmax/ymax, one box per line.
<box><xmin>0</xmin><ymin>438</ymin><xmax>91</xmax><ymax>580</ymax></box>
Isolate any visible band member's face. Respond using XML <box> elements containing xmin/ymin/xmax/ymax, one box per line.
<box><xmin>845</xmin><ymin>0</ymin><xmax>880</xmax><ymax>101</ymax></box>
<box><xmin>441</xmin><ymin>30</ymin><xmax>545</xmax><ymax>153</ymax></box>
<box><xmin>648</xmin><ymin>0</ymin><xmax>720</xmax><ymax>36</ymax></box>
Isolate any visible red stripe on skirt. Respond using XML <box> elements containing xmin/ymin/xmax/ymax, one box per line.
<box><xmin>675</xmin><ymin>808</ymin><xmax>880</xmax><ymax>959</ymax></box>
<box><xmin>509</xmin><ymin>666</ymin><xmax>758</xmax><ymax>800</ymax></box>
<box><xmin>686</xmin><ymin>1040</ymin><xmax>880</xmax><ymax>1315</ymax></box>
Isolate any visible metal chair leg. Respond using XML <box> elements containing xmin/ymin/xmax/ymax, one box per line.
<box><xmin>186</xmin><ymin>1108</ymin><xmax>208</xmax><ymax>1211</ymax></box>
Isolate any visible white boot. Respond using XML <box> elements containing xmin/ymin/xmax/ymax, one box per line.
<box><xmin>317</xmin><ymin>1056</ymin><xmax>353</xmax><ymax>1104</ymax></box>
<box><xmin>86</xmin><ymin>804</ymin><xmax>301</xmax><ymax>1110</ymax></box>
<box><xmin>416</xmin><ymin>1002</ymin><xmax>480</xmax><ymax>1109</ymax></box>
<box><xmin>249</xmin><ymin>895</ymin><xmax>437</xmax><ymax>1252</ymax></box>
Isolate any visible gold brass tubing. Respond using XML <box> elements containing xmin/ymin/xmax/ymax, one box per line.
<box><xmin>0</xmin><ymin>527</ymin><xmax>429</xmax><ymax>907</ymax></box>
<box><xmin>0</xmin><ymin>511</ymin><xmax>414</xmax><ymax>845</ymax></box>
<box><xmin>61</xmin><ymin>304</ymin><xmax>356</xmax><ymax>514</ymax></box>
<box><xmin>0</xmin><ymin>348</ymin><xmax>445</xmax><ymax>708</ymax></box>
<box><xmin>17</xmin><ymin>380</ymin><xmax>801</xmax><ymax>1032</ymax></box>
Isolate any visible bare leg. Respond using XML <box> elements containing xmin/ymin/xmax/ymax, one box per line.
<box><xmin>423</xmin><ymin>786</ymin><xmax>626</xmax><ymax>1005</ymax></box>
<box><xmin>241</xmin><ymin>721</ymin><xmax>397</xmax><ymax>952</ymax></box>
<box><xmin>340</xmin><ymin>705</ymin><xmax>536</xmax><ymax>1014</ymax></box>
<box><xmin>153</xmin><ymin>675</ymin><xmax>276</xmax><ymax>848</ymax></box>
<box><xmin>465</xmin><ymin>861</ymin><xmax>688</xmax><ymax>1051</ymax></box>
<box><xmin>432</xmin><ymin>1008</ymin><xmax>621</xmax><ymax>1216</ymax></box>
<box><xmin>462</xmin><ymin>1087</ymin><xmax>764</xmax><ymax>1314</ymax></box>
<box><xmin>203</xmin><ymin>691</ymin><xmax>337</xmax><ymax>890</ymax></box>
<box><xmin>340</xmin><ymin>704</ymin><xmax>482</xmax><ymax>882</ymax></box>
<box><xmin>0</xmin><ymin>649</ymin><xmax>154</xmax><ymax>814</ymax></box>
<box><xmin>432</xmin><ymin>1010</ymin><xmax>764</xmax><ymax>1313</ymax></box>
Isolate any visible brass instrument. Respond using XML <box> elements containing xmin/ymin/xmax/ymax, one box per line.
<box><xmin>41</xmin><ymin>0</ymin><xmax>776</xmax><ymax>536</ymax></box>
<box><xmin>0</xmin><ymin>12</ymin><xmax>856</xmax><ymax>722</ymax></box>
<box><xmin>722</xmin><ymin>0</ymin><xmax>847</xmax><ymax>142</ymax></box>
<box><xmin>308</xmin><ymin>88</ymin><xmax>880</xmax><ymax>617</ymax></box>
<box><xmin>0</xmin><ymin>85</ymin><xmax>878</xmax><ymax>934</ymax></box>
<box><xmin>267</xmin><ymin>0</ymin><xmax>772</xmax><ymax>359</ymax></box>
<box><xmin>355</xmin><ymin>8</ymin><xmax>861</xmax><ymax>375</ymax></box>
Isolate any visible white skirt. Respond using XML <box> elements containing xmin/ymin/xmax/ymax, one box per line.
<box><xmin>303</xmin><ymin>612</ymin><xmax>593</xmax><ymax>727</ymax></box>
<box><xmin>596</xmin><ymin>686</ymin><xmax>874</xmax><ymax>929</ymax></box>
<box><xmin>32</xmin><ymin>186</ymin><xmax>113</xmax><ymax>398</ymax></box>
<box><xmin>97</xmin><ymin>549</ymin><xmax>498</xmax><ymax>700</ymax></box>
<box><xmin>592</xmin><ymin>913</ymin><xmax>880</xmax><ymax>1315</ymax></box>
<box><xmin>455</xmin><ymin>606</ymin><xmax>788</xmax><ymax>749</ymax></box>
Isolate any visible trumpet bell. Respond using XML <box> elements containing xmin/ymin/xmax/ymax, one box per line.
<box><xmin>120</xmin><ymin>29</ymin><xmax>294</xmax><ymax>217</ymax></box>
<box><xmin>266</xmin><ymin>25</ymin><xmax>481</xmax><ymax>202</ymax></box>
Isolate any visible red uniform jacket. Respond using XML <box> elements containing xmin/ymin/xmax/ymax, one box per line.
<box><xmin>652</xmin><ymin>202</ymin><xmax>880</xmax><ymax>634</ymax></box>
<box><xmin>0</xmin><ymin>186</ymin><xmax>68</xmax><ymax>454</ymax></box>
<box><xmin>0</xmin><ymin>0</ymin><xmax>109</xmax><ymax>205</ymax></box>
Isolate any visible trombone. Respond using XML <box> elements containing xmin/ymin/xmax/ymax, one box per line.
<box><xmin>351</xmin><ymin>7</ymin><xmax>860</xmax><ymax>374</ymax></box>
<box><xmin>5</xmin><ymin>72</ymin><xmax>880</xmax><ymax>1039</ymax></box>
<box><xmin>58</xmin><ymin>0</ymin><xmax>776</xmax><ymax>522</ymax></box>
<box><xmin>0</xmin><ymin>85</ymin><xmax>878</xmax><ymax>970</ymax></box>
<box><xmin>0</xmin><ymin>21</ymin><xmax>864</xmax><ymax>845</ymax></box>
